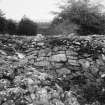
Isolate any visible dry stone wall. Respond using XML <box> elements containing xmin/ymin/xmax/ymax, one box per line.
<box><xmin>1</xmin><ymin>34</ymin><xmax>105</xmax><ymax>105</ymax></box>
<box><xmin>25</xmin><ymin>35</ymin><xmax>105</xmax><ymax>80</ymax></box>
<box><xmin>22</xmin><ymin>35</ymin><xmax>105</xmax><ymax>104</ymax></box>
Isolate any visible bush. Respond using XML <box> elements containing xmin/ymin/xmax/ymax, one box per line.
<box><xmin>0</xmin><ymin>10</ymin><xmax>7</xmax><ymax>34</ymax></box>
<box><xmin>17</xmin><ymin>17</ymin><xmax>37</xmax><ymax>35</ymax></box>
<box><xmin>0</xmin><ymin>17</ymin><xmax>7</xmax><ymax>34</ymax></box>
<box><xmin>6</xmin><ymin>19</ymin><xmax>17</xmax><ymax>35</ymax></box>
<box><xmin>53</xmin><ymin>0</ymin><xmax>105</xmax><ymax>35</ymax></box>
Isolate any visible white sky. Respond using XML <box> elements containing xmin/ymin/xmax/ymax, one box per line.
<box><xmin>0</xmin><ymin>0</ymin><xmax>62</xmax><ymax>22</ymax></box>
<box><xmin>0</xmin><ymin>0</ymin><xmax>105</xmax><ymax>22</ymax></box>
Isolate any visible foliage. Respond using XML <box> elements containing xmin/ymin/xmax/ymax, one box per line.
<box><xmin>17</xmin><ymin>16</ymin><xmax>37</xmax><ymax>35</ymax></box>
<box><xmin>0</xmin><ymin>10</ymin><xmax>7</xmax><ymax>34</ymax></box>
<box><xmin>6</xmin><ymin>19</ymin><xmax>17</xmax><ymax>35</ymax></box>
<box><xmin>52</xmin><ymin>0</ymin><xmax>105</xmax><ymax>35</ymax></box>
<box><xmin>0</xmin><ymin>10</ymin><xmax>38</xmax><ymax>36</ymax></box>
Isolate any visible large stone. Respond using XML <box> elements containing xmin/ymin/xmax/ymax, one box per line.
<box><xmin>16</xmin><ymin>52</ymin><xmax>25</xmax><ymax>59</ymax></box>
<box><xmin>0</xmin><ymin>50</ymin><xmax>7</xmax><ymax>55</ymax></box>
<box><xmin>68</xmin><ymin>59</ymin><xmax>79</xmax><ymax>66</ymax></box>
<box><xmin>67</xmin><ymin>65</ymin><xmax>80</xmax><ymax>71</ymax></box>
<box><xmin>38</xmin><ymin>50</ymin><xmax>46</xmax><ymax>57</ymax></box>
<box><xmin>51</xmin><ymin>54</ymin><xmax>67</xmax><ymax>62</ymax></box>
<box><xmin>79</xmin><ymin>59</ymin><xmax>90</xmax><ymax>70</ymax></box>
<box><xmin>51</xmin><ymin>62</ymin><xmax>63</xmax><ymax>69</ymax></box>
<box><xmin>34</xmin><ymin>34</ymin><xmax>45</xmax><ymax>41</ymax></box>
<box><xmin>56</xmin><ymin>68</ymin><xmax>71</xmax><ymax>76</ymax></box>
<box><xmin>58</xmin><ymin>51</ymin><xmax>65</xmax><ymax>54</ymax></box>
<box><xmin>101</xmin><ymin>54</ymin><xmax>105</xmax><ymax>61</ymax></box>
<box><xmin>66</xmin><ymin>50</ymin><xmax>78</xmax><ymax>56</ymax></box>
<box><xmin>37</xmin><ymin>57</ymin><xmax>45</xmax><ymax>61</ymax></box>
<box><xmin>34</xmin><ymin>61</ymin><xmax>50</xmax><ymax>67</ymax></box>
<box><xmin>37</xmin><ymin>42</ymin><xmax>44</xmax><ymax>46</ymax></box>
<box><xmin>67</xmin><ymin>56</ymin><xmax>78</xmax><ymax>60</ymax></box>
<box><xmin>90</xmin><ymin>63</ymin><xmax>99</xmax><ymax>74</ymax></box>
<box><xmin>53</xmin><ymin>47</ymin><xmax>59</xmax><ymax>52</ymax></box>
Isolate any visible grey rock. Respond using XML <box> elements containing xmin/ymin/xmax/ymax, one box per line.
<box><xmin>56</xmin><ymin>68</ymin><xmax>71</xmax><ymax>76</ymax></box>
<box><xmin>66</xmin><ymin>50</ymin><xmax>78</xmax><ymax>56</ymax></box>
<box><xmin>67</xmin><ymin>56</ymin><xmax>78</xmax><ymax>60</ymax></box>
<box><xmin>79</xmin><ymin>59</ymin><xmax>90</xmax><ymax>69</ymax></box>
<box><xmin>51</xmin><ymin>62</ymin><xmax>63</xmax><ymax>69</ymax></box>
<box><xmin>51</xmin><ymin>54</ymin><xmax>67</xmax><ymax>62</ymax></box>
<box><xmin>68</xmin><ymin>59</ymin><xmax>79</xmax><ymax>66</ymax></box>
<box><xmin>34</xmin><ymin>60</ymin><xmax>50</xmax><ymax>67</ymax></box>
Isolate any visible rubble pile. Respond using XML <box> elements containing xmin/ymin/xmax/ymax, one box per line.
<box><xmin>0</xmin><ymin>34</ymin><xmax>105</xmax><ymax>105</ymax></box>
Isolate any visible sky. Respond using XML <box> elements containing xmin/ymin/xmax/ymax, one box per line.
<box><xmin>0</xmin><ymin>0</ymin><xmax>62</xmax><ymax>22</ymax></box>
<box><xmin>0</xmin><ymin>0</ymin><xmax>104</xmax><ymax>22</ymax></box>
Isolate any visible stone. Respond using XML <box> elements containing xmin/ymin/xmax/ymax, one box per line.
<box><xmin>67</xmin><ymin>64</ymin><xmax>80</xmax><ymax>71</ymax></box>
<box><xmin>84</xmin><ymin>72</ymin><xmax>95</xmax><ymax>80</ymax></box>
<box><xmin>53</xmin><ymin>47</ymin><xmax>59</xmax><ymax>52</ymax></box>
<box><xmin>51</xmin><ymin>54</ymin><xmax>67</xmax><ymax>62</ymax></box>
<box><xmin>16</xmin><ymin>52</ymin><xmax>25</xmax><ymax>59</ymax></box>
<box><xmin>83</xmin><ymin>53</ymin><xmax>90</xmax><ymax>57</ymax></box>
<box><xmin>28</xmin><ymin>58</ymin><xmax>35</xmax><ymax>64</ymax></box>
<box><xmin>27</xmin><ymin>50</ymin><xmax>38</xmax><ymax>56</ymax></box>
<box><xmin>66</xmin><ymin>50</ymin><xmax>78</xmax><ymax>56</ymax></box>
<box><xmin>37</xmin><ymin>57</ymin><xmax>45</xmax><ymax>61</ymax></box>
<box><xmin>101</xmin><ymin>54</ymin><xmax>105</xmax><ymax>61</ymax></box>
<box><xmin>34</xmin><ymin>61</ymin><xmax>50</xmax><ymax>67</ymax></box>
<box><xmin>62</xmin><ymin>46</ymin><xmax>67</xmax><ymax>51</ymax></box>
<box><xmin>38</xmin><ymin>50</ymin><xmax>46</xmax><ymax>57</ymax></box>
<box><xmin>47</xmin><ymin>51</ymin><xmax>52</xmax><ymax>56</ymax></box>
<box><xmin>51</xmin><ymin>62</ymin><xmax>63</xmax><ymax>69</ymax></box>
<box><xmin>90</xmin><ymin>64</ymin><xmax>99</xmax><ymax>74</ymax></box>
<box><xmin>0</xmin><ymin>50</ymin><xmax>7</xmax><ymax>55</ymax></box>
<box><xmin>38</xmin><ymin>73</ymin><xmax>48</xmax><ymax>80</ymax></box>
<box><xmin>96</xmin><ymin>59</ymin><xmax>104</xmax><ymax>65</ymax></box>
<box><xmin>79</xmin><ymin>59</ymin><xmax>90</xmax><ymax>69</ymax></box>
<box><xmin>58</xmin><ymin>51</ymin><xmax>65</xmax><ymax>54</ymax></box>
<box><xmin>67</xmin><ymin>33</ymin><xmax>75</xmax><ymax>38</ymax></box>
<box><xmin>27</xmin><ymin>78</ymin><xmax>34</xmax><ymax>85</ymax></box>
<box><xmin>56</xmin><ymin>68</ymin><xmax>71</xmax><ymax>76</ymax></box>
<box><xmin>67</xmin><ymin>56</ymin><xmax>78</xmax><ymax>60</ymax></box>
<box><xmin>37</xmin><ymin>42</ymin><xmax>44</xmax><ymax>46</ymax></box>
<box><xmin>68</xmin><ymin>59</ymin><xmax>79</xmax><ymax>66</ymax></box>
<box><xmin>101</xmin><ymin>74</ymin><xmax>105</xmax><ymax>78</ymax></box>
<box><xmin>7</xmin><ymin>56</ymin><xmax>18</xmax><ymax>61</ymax></box>
<box><xmin>51</xmin><ymin>99</ymin><xmax>64</xmax><ymax>105</ymax></box>
<box><xmin>34</xmin><ymin>34</ymin><xmax>44</xmax><ymax>41</ymax></box>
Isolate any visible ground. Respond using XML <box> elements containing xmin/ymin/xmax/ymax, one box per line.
<box><xmin>0</xmin><ymin>34</ymin><xmax>105</xmax><ymax>105</ymax></box>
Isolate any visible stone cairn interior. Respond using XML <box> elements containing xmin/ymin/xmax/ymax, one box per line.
<box><xmin>0</xmin><ymin>34</ymin><xmax>105</xmax><ymax>105</ymax></box>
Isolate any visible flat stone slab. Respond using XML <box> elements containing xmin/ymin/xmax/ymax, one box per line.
<box><xmin>51</xmin><ymin>54</ymin><xmax>67</xmax><ymax>62</ymax></box>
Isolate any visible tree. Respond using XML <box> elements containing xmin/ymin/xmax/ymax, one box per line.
<box><xmin>50</xmin><ymin>17</ymin><xmax>79</xmax><ymax>35</ymax></box>
<box><xmin>53</xmin><ymin>0</ymin><xmax>105</xmax><ymax>35</ymax></box>
<box><xmin>0</xmin><ymin>9</ymin><xmax>7</xmax><ymax>34</ymax></box>
<box><xmin>6</xmin><ymin>19</ymin><xmax>17</xmax><ymax>35</ymax></box>
<box><xmin>17</xmin><ymin>16</ymin><xmax>37</xmax><ymax>35</ymax></box>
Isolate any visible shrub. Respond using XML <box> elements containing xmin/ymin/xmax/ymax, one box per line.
<box><xmin>0</xmin><ymin>10</ymin><xmax>7</xmax><ymax>34</ymax></box>
<box><xmin>17</xmin><ymin>17</ymin><xmax>37</xmax><ymax>35</ymax></box>
<box><xmin>53</xmin><ymin>0</ymin><xmax>105</xmax><ymax>35</ymax></box>
<box><xmin>6</xmin><ymin>19</ymin><xmax>17</xmax><ymax>35</ymax></box>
